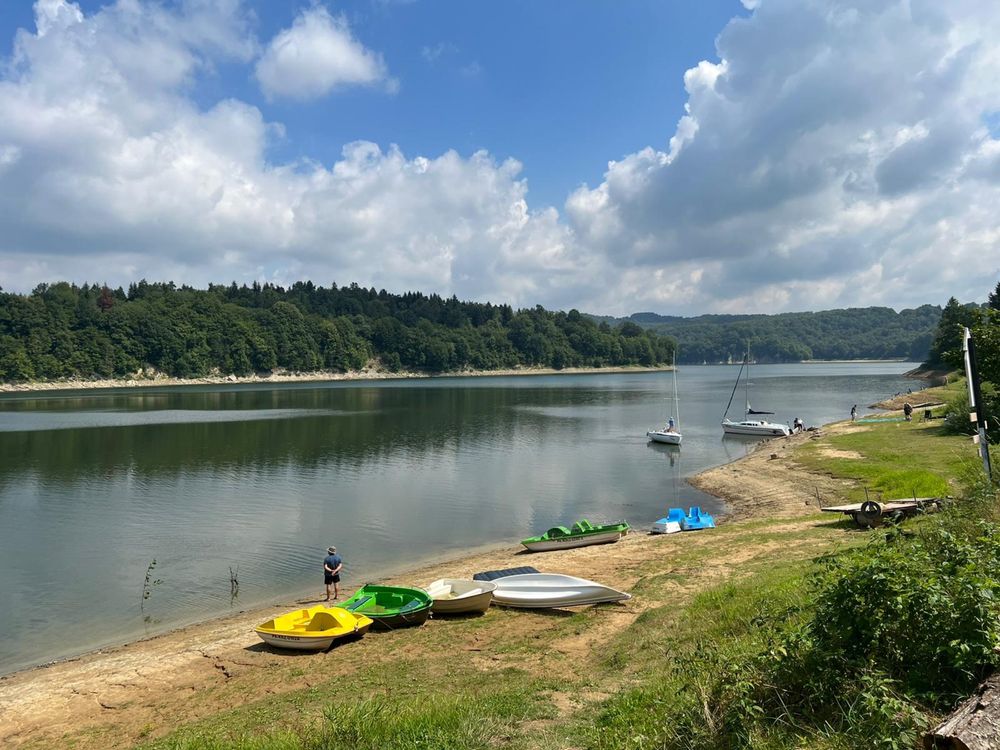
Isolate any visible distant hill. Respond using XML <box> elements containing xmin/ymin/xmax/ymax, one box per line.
<box><xmin>588</xmin><ymin>306</ymin><xmax>942</xmax><ymax>364</ymax></box>
<box><xmin>0</xmin><ymin>281</ymin><xmax>677</xmax><ymax>383</ymax></box>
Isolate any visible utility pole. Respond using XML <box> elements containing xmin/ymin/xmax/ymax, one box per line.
<box><xmin>963</xmin><ymin>327</ymin><xmax>992</xmax><ymax>481</ymax></box>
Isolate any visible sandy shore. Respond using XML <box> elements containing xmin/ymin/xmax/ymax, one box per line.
<box><xmin>0</xmin><ymin>365</ymin><xmax>672</xmax><ymax>393</ymax></box>
<box><xmin>0</xmin><ymin>407</ymin><xmax>891</xmax><ymax>747</ymax></box>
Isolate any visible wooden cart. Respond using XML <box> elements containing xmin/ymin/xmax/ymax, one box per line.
<box><xmin>821</xmin><ymin>497</ymin><xmax>943</xmax><ymax>528</ymax></box>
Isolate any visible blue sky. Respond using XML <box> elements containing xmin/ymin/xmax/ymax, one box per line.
<box><xmin>0</xmin><ymin>1</ymin><xmax>997</xmax><ymax>315</ymax></box>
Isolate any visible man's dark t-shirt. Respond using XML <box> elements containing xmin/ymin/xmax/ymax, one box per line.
<box><xmin>324</xmin><ymin>554</ymin><xmax>342</xmax><ymax>573</ymax></box>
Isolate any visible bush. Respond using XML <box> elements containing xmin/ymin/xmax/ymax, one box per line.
<box><xmin>943</xmin><ymin>382</ymin><xmax>1000</xmax><ymax>441</ymax></box>
<box><xmin>745</xmin><ymin>479</ymin><xmax>1000</xmax><ymax>746</ymax></box>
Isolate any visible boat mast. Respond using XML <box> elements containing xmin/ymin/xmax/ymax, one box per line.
<box><xmin>744</xmin><ymin>340</ymin><xmax>751</xmax><ymax>419</ymax></box>
<box><xmin>672</xmin><ymin>350</ymin><xmax>680</xmax><ymax>427</ymax></box>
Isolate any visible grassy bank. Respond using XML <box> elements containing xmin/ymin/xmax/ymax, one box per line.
<box><xmin>8</xmin><ymin>396</ymin><xmax>997</xmax><ymax>750</ymax></box>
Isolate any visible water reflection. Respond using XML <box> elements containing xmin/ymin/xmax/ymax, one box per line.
<box><xmin>0</xmin><ymin>365</ymin><xmax>918</xmax><ymax>675</ymax></box>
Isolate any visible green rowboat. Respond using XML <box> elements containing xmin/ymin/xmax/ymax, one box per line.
<box><xmin>341</xmin><ymin>584</ymin><xmax>433</xmax><ymax>629</ymax></box>
<box><xmin>521</xmin><ymin>518</ymin><xmax>630</xmax><ymax>552</ymax></box>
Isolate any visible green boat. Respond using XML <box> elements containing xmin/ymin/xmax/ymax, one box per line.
<box><xmin>341</xmin><ymin>584</ymin><xmax>433</xmax><ymax>630</ymax></box>
<box><xmin>520</xmin><ymin>518</ymin><xmax>630</xmax><ymax>552</ymax></box>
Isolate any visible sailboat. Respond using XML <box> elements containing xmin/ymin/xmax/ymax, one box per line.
<box><xmin>647</xmin><ymin>352</ymin><xmax>682</xmax><ymax>445</ymax></box>
<box><xmin>721</xmin><ymin>343</ymin><xmax>790</xmax><ymax>437</ymax></box>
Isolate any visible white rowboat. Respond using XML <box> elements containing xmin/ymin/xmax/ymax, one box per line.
<box><xmin>491</xmin><ymin>573</ymin><xmax>631</xmax><ymax>608</ymax></box>
<box><xmin>424</xmin><ymin>578</ymin><xmax>496</xmax><ymax>614</ymax></box>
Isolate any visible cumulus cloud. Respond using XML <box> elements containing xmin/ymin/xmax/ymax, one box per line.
<box><xmin>2</xmin><ymin>0</ymin><xmax>1000</xmax><ymax>316</ymax></box>
<box><xmin>0</xmin><ymin>0</ymin><xmax>590</xmax><ymax>309</ymax></box>
<box><xmin>567</xmin><ymin>0</ymin><xmax>1000</xmax><ymax>313</ymax></box>
<box><xmin>255</xmin><ymin>6</ymin><xmax>394</xmax><ymax>100</ymax></box>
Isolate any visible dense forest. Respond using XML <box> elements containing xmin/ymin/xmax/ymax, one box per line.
<box><xmin>0</xmin><ymin>281</ymin><xmax>676</xmax><ymax>383</ymax></box>
<box><xmin>593</xmin><ymin>306</ymin><xmax>943</xmax><ymax>364</ymax></box>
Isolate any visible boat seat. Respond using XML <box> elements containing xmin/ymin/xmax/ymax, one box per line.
<box><xmin>546</xmin><ymin>526</ymin><xmax>571</xmax><ymax>538</ymax></box>
<box><xmin>666</xmin><ymin>508</ymin><xmax>685</xmax><ymax>523</ymax></box>
<box><xmin>688</xmin><ymin>507</ymin><xmax>702</xmax><ymax>520</ymax></box>
<box><xmin>305</xmin><ymin>611</ymin><xmax>338</xmax><ymax>631</ymax></box>
<box><xmin>572</xmin><ymin>519</ymin><xmax>594</xmax><ymax>532</ymax></box>
<box><xmin>345</xmin><ymin>595</ymin><xmax>372</xmax><ymax>611</ymax></box>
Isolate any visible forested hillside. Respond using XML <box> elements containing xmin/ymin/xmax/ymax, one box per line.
<box><xmin>0</xmin><ymin>281</ymin><xmax>675</xmax><ymax>383</ymax></box>
<box><xmin>593</xmin><ymin>306</ymin><xmax>942</xmax><ymax>364</ymax></box>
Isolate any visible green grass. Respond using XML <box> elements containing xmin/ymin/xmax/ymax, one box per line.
<box><xmin>141</xmin><ymin>669</ymin><xmax>555</xmax><ymax>750</ymax></box>
<box><xmin>581</xmin><ymin>561</ymin><xmax>821</xmax><ymax>750</ymax></box>
<box><xmin>795</xmin><ymin>419</ymin><xmax>971</xmax><ymax>500</ymax></box>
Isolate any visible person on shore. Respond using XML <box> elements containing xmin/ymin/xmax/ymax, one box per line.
<box><xmin>851</xmin><ymin>405</ymin><xmax>857</xmax><ymax>421</ymax></box>
<box><xmin>903</xmin><ymin>402</ymin><xmax>913</xmax><ymax>421</ymax></box>
<box><xmin>793</xmin><ymin>417</ymin><xmax>803</xmax><ymax>433</ymax></box>
<box><xmin>323</xmin><ymin>546</ymin><xmax>342</xmax><ymax>601</ymax></box>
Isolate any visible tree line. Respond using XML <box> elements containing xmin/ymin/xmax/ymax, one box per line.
<box><xmin>594</xmin><ymin>305</ymin><xmax>942</xmax><ymax>364</ymax></box>
<box><xmin>924</xmin><ymin>284</ymin><xmax>1000</xmax><ymax>440</ymax></box>
<box><xmin>0</xmin><ymin>281</ymin><xmax>676</xmax><ymax>383</ymax></box>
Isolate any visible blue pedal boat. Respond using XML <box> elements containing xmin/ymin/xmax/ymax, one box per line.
<box><xmin>682</xmin><ymin>506</ymin><xmax>716</xmax><ymax>531</ymax></box>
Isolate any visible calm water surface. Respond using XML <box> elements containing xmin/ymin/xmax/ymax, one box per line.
<box><xmin>0</xmin><ymin>362</ymin><xmax>919</xmax><ymax>674</ymax></box>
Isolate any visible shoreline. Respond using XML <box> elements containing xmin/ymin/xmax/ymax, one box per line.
<box><xmin>0</xmin><ymin>391</ymin><xmax>925</xmax><ymax>748</ymax></box>
<box><xmin>0</xmin><ymin>359</ymin><xmax>923</xmax><ymax>394</ymax></box>
<box><xmin>0</xmin><ymin>364</ymin><xmax>672</xmax><ymax>394</ymax></box>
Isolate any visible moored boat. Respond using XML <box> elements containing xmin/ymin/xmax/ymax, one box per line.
<box><xmin>341</xmin><ymin>584</ymin><xmax>433</xmax><ymax>630</ymax></box>
<box><xmin>721</xmin><ymin>342</ymin><xmax>790</xmax><ymax>437</ymax></box>
<box><xmin>492</xmin><ymin>573</ymin><xmax>631</xmax><ymax>608</ymax></box>
<box><xmin>425</xmin><ymin>578</ymin><xmax>496</xmax><ymax>614</ymax></box>
<box><xmin>648</xmin><ymin>352</ymin><xmax>683</xmax><ymax>445</ymax></box>
<box><xmin>520</xmin><ymin>519</ymin><xmax>629</xmax><ymax>552</ymax></box>
<box><xmin>254</xmin><ymin>605</ymin><xmax>373</xmax><ymax>651</ymax></box>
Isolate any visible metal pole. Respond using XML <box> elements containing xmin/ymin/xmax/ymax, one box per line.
<box><xmin>963</xmin><ymin>327</ymin><xmax>992</xmax><ymax>481</ymax></box>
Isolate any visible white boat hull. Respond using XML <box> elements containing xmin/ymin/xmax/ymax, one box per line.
<box><xmin>721</xmin><ymin>419</ymin><xmax>790</xmax><ymax>437</ymax></box>
<box><xmin>647</xmin><ymin>429</ymin><xmax>682</xmax><ymax>445</ymax></box>
<box><xmin>425</xmin><ymin>578</ymin><xmax>496</xmax><ymax>614</ymax></box>
<box><xmin>650</xmin><ymin>519</ymin><xmax>683</xmax><ymax>534</ymax></box>
<box><xmin>256</xmin><ymin>631</ymin><xmax>341</xmax><ymax>651</ymax></box>
<box><xmin>521</xmin><ymin>529</ymin><xmax>626</xmax><ymax>552</ymax></box>
<box><xmin>492</xmin><ymin>573</ymin><xmax>631</xmax><ymax>608</ymax></box>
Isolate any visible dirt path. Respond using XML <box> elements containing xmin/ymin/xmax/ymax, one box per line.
<box><xmin>0</xmin><ymin>428</ymin><xmax>866</xmax><ymax>748</ymax></box>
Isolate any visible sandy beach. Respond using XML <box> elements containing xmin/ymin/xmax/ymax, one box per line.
<box><xmin>0</xmin><ymin>365</ymin><xmax>672</xmax><ymax>394</ymax></box>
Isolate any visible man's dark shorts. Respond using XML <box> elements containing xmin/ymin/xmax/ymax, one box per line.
<box><xmin>325</xmin><ymin>573</ymin><xmax>341</xmax><ymax>585</ymax></box>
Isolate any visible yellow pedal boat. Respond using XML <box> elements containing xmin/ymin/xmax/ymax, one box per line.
<box><xmin>255</xmin><ymin>605</ymin><xmax>373</xmax><ymax>651</ymax></box>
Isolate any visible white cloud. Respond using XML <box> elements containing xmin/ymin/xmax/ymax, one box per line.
<box><xmin>255</xmin><ymin>6</ymin><xmax>393</xmax><ymax>100</ymax></box>
<box><xmin>567</xmin><ymin>0</ymin><xmax>1000</xmax><ymax>313</ymax></box>
<box><xmin>3</xmin><ymin>0</ymin><xmax>1000</xmax><ymax>316</ymax></box>
<box><xmin>0</xmin><ymin>0</ymin><xmax>591</xmax><ymax>309</ymax></box>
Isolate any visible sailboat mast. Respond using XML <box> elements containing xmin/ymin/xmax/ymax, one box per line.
<box><xmin>744</xmin><ymin>341</ymin><xmax>751</xmax><ymax>419</ymax></box>
<box><xmin>672</xmin><ymin>351</ymin><xmax>680</xmax><ymax>426</ymax></box>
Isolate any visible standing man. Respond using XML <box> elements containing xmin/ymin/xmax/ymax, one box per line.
<box><xmin>851</xmin><ymin>405</ymin><xmax>858</xmax><ymax>421</ymax></box>
<box><xmin>323</xmin><ymin>545</ymin><xmax>342</xmax><ymax>602</ymax></box>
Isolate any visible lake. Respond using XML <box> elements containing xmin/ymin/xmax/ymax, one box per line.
<box><xmin>0</xmin><ymin>362</ymin><xmax>920</xmax><ymax>675</ymax></box>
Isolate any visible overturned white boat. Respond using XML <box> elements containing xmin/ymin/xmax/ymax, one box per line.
<box><xmin>424</xmin><ymin>578</ymin><xmax>496</xmax><ymax>614</ymax></box>
<box><xmin>491</xmin><ymin>573</ymin><xmax>631</xmax><ymax>608</ymax></box>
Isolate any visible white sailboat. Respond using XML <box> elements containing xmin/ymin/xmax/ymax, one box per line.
<box><xmin>647</xmin><ymin>352</ymin><xmax>682</xmax><ymax>445</ymax></box>
<box><xmin>721</xmin><ymin>343</ymin><xmax>790</xmax><ymax>437</ymax></box>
